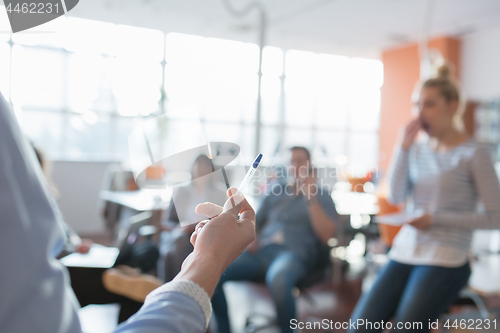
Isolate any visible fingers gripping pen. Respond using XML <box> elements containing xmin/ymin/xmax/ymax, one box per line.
<box><xmin>236</xmin><ymin>154</ymin><xmax>263</xmax><ymax>195</ymax></box>
<box><xmin>226</xmin><ymin>153</ymin><xmax>263</xmax><ymax>211</ymax></box>
<box><xmin>197</xmin><ymin>154</ymin><xmax>263</xmax><ymax>228</ymax></box>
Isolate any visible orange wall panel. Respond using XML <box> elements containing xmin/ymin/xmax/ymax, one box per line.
<box><xmin>379</xmin><ymin>44</ymin><xmax>420</xmax><ymax>170</ymax></box>
<box><xmin>379</xmin><ymin>37</ymin><xmax>461</xmax><ymax>172</ymax></box>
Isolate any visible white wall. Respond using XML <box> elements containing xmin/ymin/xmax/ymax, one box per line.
<box><xmin>462</xmin><ymin>25</ymin><xmax>500</xmax><ymax>101</ymax></box>
<box><xmin>51</xmin><ymin>160</ymin><xmax>115</xmax><ymax>235</ymax></box>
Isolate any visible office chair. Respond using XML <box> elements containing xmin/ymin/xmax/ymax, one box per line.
<box><xmin>100</xmin><ymin>164</ymin><xmax>138</xmax><ymax>243</ymax></box>
<box><xmin>451</xmin><ymin>288</ymin><xmax>496</xmax><ymax>320</ymax></box>
<box><xmin>444</xmin><ymin>253</ymin><xmax>498</xmax><ymax>321</ymax></box>
<box><xmin>114</xmin><ymin>211</ymin><xmax>160</xmax><ymax>274</ymax></box>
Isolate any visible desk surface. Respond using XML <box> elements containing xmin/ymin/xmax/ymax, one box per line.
<box><xmin>100</xmin><ymin>189</ymin><xmax>172</xmax><ymax>211</ymax></box>
<box><xmin>332</xmin><ymin>191</ymin><xmax>379</xmax><ymax>215</ymax></box>
<box><xmin>469</xmin><ymin>254</ymin><xmax>500</xmax><ymax>296</ymax></box>
<box><xmin>61</xmin><ymin>246</ymin><xmax>119</xmax><ymax>268</ymax></box>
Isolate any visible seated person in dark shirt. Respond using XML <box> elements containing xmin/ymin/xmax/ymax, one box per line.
<box><xmin>211</xmin><ymin>146</ymin><xmax>338</xmax><ymax>333</ymax></box>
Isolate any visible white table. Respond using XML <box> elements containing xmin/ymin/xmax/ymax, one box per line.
<box><xmin>60</xmin><ymin>245</ymin><xmax>119</xmax><ymax>268</ymax></box>
<box><xmin>100</xmin><ymin>189</ymin><xmax>172</xmax><ymax>211</ymax></box>
<box><xmin>332</xmin><ymin>190</ymin><xmax>379</xmax><ymax>216</ymax></box>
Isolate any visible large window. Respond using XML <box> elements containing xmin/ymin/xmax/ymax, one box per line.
<box><xmin>1</xmin><ymin>9</ymin><xmax>383</xmax><ymax>170</ymax></box>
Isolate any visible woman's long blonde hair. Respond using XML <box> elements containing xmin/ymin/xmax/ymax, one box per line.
<box><xmin>421</xmin><ymin>62</ymin><xmax>466</xmax><ymax>132</ymax></box>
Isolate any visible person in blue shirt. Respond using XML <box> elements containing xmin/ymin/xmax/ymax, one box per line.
<box><xmin>0</xmin><ymin>91</ymin><xmax>256</xmax><ymax>333</ymax></box>
<box><xmin>211</xmin><ymin>146</ymin><xmax>339</xmax><ymax>333</ymax></box>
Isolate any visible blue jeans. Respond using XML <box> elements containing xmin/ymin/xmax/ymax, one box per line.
<box><xmin>349</xmin><ymin>260</ymin><xmax>471</xmax><ymax>333</ymax></box>
<box><xmin>211</xmin><ymin>244</ymin><xmax>311</xmax><ymax>333</ymax></box>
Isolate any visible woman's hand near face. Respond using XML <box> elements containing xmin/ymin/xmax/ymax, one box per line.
<box><xmin>401</xmin><ymin>119</ymin><xmax>422</xmax><ymax>151</ymax></box>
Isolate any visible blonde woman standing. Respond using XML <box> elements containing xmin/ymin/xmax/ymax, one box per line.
<box><xmin>349</xmin><ymin>64</ymin><xmax>500</xmax><ymax>333</ymax></box>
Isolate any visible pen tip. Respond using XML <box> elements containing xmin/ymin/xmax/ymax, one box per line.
<box><xmin>253</xmin><ymin>154</ymin><xmax>263</xmax><ymax>168</ymax></box>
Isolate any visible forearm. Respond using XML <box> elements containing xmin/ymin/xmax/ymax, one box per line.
<box><xmin>174</xmin><ymin>251</ymin><xmax>224</xmax><ymax>297</ymax></box>
<box><xmin>433</xmin><ymin>211</ymin><xmax>500</xmax><ymax>230</ymax></box>
<box><xmin>307</xmin><ymin>197</ymin><xmax>336</xmax><ymax>243</ymax></box>
<box><xmin>388</xmin><ymin>147</ymin><xmax>411</xmax><ymax>204</ymax></box>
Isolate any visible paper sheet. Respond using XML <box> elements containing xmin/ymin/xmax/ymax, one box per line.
<box><xmin>374</xmin><ymin>210</ymin><xmax>425</xmax><ymax>226</ymax></box>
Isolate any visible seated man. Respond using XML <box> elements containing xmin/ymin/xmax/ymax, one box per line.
<box><xmin>212</xmin><ymin>146</ymin><xmax>338</xmax><ymax>333</ymax></box>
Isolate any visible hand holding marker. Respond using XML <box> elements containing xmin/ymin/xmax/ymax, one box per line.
<box><xmin>235</xmin><ymin>154</ymin><xmax>263</xmax><ymax>196</ymax></box>
<box><xmin>194</xmin><ymin>154</ymin><xmax>263</xmax><ymax>231</ymax></box>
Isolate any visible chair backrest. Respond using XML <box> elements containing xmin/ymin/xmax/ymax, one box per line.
<box><xmin>100</xmin><ymin>164</ymin><xmax>139</xmax><ymax>242</ymax></box>
<box><xmin>376</xmin><ymin>195</ymin><xmax>403</xmax><ymax>247</ymax></box>
<box><xmin>101</xmin><ymin>164</ymin><xmax>137</xmax><ymax>192</ymax></box>
<box><xmin>113</xmin><ymin>211</ymin><xmax>153</xmax><ymax>266</ymax></box>
<box><xmin>296</xmin><ymin>242</ymin><xmax>333</xmax><ymax>290</ymax></box>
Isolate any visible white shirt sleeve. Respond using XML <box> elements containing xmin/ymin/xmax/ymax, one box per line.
<box><xmin>114</xmin><ymin>280</ymin><xmax>212</xmax><ymax>333</ymax></box>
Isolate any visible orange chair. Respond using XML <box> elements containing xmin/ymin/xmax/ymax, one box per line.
<box><xmin>145</xmin><ymin>165</ymin><xmax>165</xmax><ymax>180</ymax></box>
<box><xmin>376</xmin><ymin>195</ymin><xmax>403</xmax><ymax>247</ymax></box>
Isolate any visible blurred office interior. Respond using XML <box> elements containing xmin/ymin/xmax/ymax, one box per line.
<box><xmin>2</xmin><ymin>0</ymin><xmax>500</xmax><ymax>332</ymax></box>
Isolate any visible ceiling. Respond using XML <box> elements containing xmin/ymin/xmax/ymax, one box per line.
<box><xmin>69</xmin><ymin>0</ymin><xmax>500</xmax><ymax>59</ymax></box>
